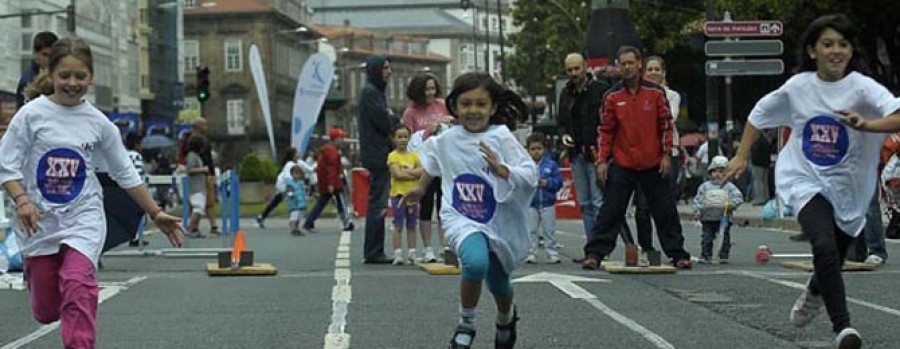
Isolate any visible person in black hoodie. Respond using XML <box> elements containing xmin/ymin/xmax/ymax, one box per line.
<box><xmin>557</xmin><ymin>53</ymin><xmax>610</xmax><ymax>262</ymax></box>
<box><xmin>358</xmin><ymin>55</ymin><xmax>396</xmax><ymax>264</ymax></box>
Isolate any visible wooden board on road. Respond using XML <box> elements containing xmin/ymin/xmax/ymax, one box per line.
<box><xmin>602</xmin><ymin>261</ymin><xmax>676</xmax><ymax>274</ymax></box>
<box><xmin>419</xmin><ymin>263</ymin><xmax>460</xmax><ymax>275</ymax></box>
<box><xmin>206</xmin><ymin>263</ymin><xmax>278</xmax><ymax>276</ymax></box>
<box><xmin>780</xmin><ymin>260</ymin><xmax>877</xmax><ymax>272</ymax></box>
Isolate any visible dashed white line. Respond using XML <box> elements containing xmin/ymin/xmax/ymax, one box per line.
<box><xmin>324</xmin><ymin>231</ymin><xmax>352</xmax><ymax>349</ymax></box>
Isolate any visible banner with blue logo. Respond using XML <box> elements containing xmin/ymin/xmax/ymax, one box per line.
<box><xmin>109</xmin><ymin>113</ymin><xmax>139</xmax><ymax>134</ymax></box>
<box><xmin>175</xmin><ymin>124</ymin><xmax>194</xmax><ymax>141</ymax></box>
<box><xmin>144</xmin><ymin>118</ymin><xmax>174</xmax><ymax>137</ymax></box>
<box><xmin>292</xmin><ymin>53</ymin><xmax>335</xmax><ymax>155</ymax></box>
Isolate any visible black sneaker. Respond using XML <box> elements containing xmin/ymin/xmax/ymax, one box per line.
<box><xmin>449</xmin><ymin>322</ymin><xmax>476</xmax><ymax>349</ymax></box>
<box><xmin>255</xmin><ymin>215</ymin><xmax>265</xmax><ymax>228</ymax></box>
<box><xmin>344</xmin><ymin>222</ymin><xmax>355</xmax><ymax>231</ymax></box>
<box><xmin>494</xmin><ymin>308</ymin><xmax>519</xmax><ymax>349</ymax></box>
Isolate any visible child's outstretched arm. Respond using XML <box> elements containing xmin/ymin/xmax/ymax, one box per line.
<box><xmin>126</xmin><ymin>186</ymin><xmax>183</xmax><ymax>248</ymax></box>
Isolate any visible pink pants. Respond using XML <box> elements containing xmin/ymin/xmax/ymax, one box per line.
<box><xmin>24</xmin><ymin>245</ymin><xmax>98</xmax><ymax>349</ymax></box>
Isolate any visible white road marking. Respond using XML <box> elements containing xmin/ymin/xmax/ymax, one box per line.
<box><xmin>324</xmin><ymin>231</ymin><xmax>352</xmax><ymax>349</ymax></box>
<box><xmin>1</xmin><ymin>276</ymin><xmax>146</xmax><ymax>349</ymax></box>
<box><xmin>584</xmin><ymin>298</ymin><xmax>677</xmax><ymax>349</ymax></box>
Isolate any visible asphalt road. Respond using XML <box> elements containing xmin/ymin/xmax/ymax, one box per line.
<box><xmin>3</xmin><ymin>216</ymin><xmax>900</xmax><ymax>348</ymax></box>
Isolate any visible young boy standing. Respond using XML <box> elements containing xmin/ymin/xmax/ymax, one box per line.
<box><xmin>693</xmin><ymin>155</ymin><xmax>743</xmax><ymax>263</ymax></box>
<box><xmin>524</xmin><ymin>133</ymin><xmax>563</xmax><ymax>264</ymax></box>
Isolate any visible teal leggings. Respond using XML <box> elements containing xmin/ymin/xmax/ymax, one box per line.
<box><xmin>458</xmin><ymin>233</ymin><xmax>513</xmax><ymax>297</ymax></box>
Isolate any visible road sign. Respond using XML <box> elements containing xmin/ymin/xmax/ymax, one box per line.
<box><xmin>705</xmin><ymin>40</ymin><xmax>783</xmax><ymax>56</ymax></box>
<box><xmin>705</xmin><ymin>21</ymin><xmax>784</xmax><ymax>37</ymax></box>
<box><xmin>705</xmin><ymin>59</ymin><xmax>784</xmax><ymax>76</ymax></box>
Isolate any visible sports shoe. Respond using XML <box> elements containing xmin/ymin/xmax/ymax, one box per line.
<box><xmin>494</xmin><ymin>308</ymin><xmax>519</xmax><ymax>349</ymax></box>
<box><xmin>790</xmin><ymin>280</ymin><xmax>824</xmax><ymax>327</ymax></box>
<box><xmin>343</xmin><ymin>222</ymin><xmax>355</xmax><ymax>231</ymax></box>
<box><xmin>423</xmin><ymin>247</ymin><xmax>437</xmax><ymax>263</ymax></box>
<box><xmin>406</xmin><ymin>249</ymin><xmax>418</xmax><ymax>265</ymax></box>
<box><xmin>392</xmin><ymin>250</ymin><xmax>404</xmax><ymax>266</ymax></box>
<box><xmin>255</xmin><ymin>215</ymin><xmax>265</xmax><ymax>228</ymax></box>
<box><xmin>547</xmin><ymin>255</ymin><xmax>561</xmax><ymax>264</ymax></box>
<box><xmin>637</xmin><ymin>252</ymin><xmax>649</xmax><ymax>267</ymax></box>
<box><xmin>832</xmin><ymin>327</ymin><xmax>862</xmax><ymax>349</ymax></box>
<box><xmin>675</xmin><ymin>259</ymin><xmax>693</xmax><ymax>269</ymax></box>
<box><xmin>864</xmin><ymin>254</ymin><xmax>885</xmax><ymax>266</ymax></box>
<box><xmin>581</xmin><ymin>257</ymin><xmax>601</xmax><ymax>270</ymax></box>
<box><xmin>697</xmin><ymin>257</ymin><xmax>712</xmax><ymax>264</ymax></box>
<box><xmin>449</xmin><ymin>322</ymin><xmax>476</xmax><ymax>349</ymax></box>
<box><xmin>525</xmin><ymin>254</ymin><xmax>537</xmax><ymax>264</ymax></box>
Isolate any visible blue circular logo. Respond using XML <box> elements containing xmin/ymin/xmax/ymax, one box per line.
<box><xmin>451</xmin><ymin>174</ymin><xmax>496</xmax><ymax>224</ymax></box>
<box><xmin>36</xmin><ymin>148</ymin><xmax>87</xmax><ymax>203</ymax></box>
<box><xmin>802</xmin><ymin>115</ymin><xmax>849</xmax><ymax>166</ymax></box>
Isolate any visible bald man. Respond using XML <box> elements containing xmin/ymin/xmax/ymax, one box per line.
<box><xmin>557</xmin><ymin>53</ymin><xmax>611</xmax><ymax>262</ymax></box>
<box><xmin>191</xmin><ymin>117</ymin><xmax>220</xmax><ymax>235</ymax></box>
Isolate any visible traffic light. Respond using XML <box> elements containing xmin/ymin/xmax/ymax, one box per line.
<box><xmin>196</xmin><ymin>66</ymin><xmax>210</xmax><ymax>103</ymax></box>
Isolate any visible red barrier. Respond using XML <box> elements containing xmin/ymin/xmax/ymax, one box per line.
<box><xmin>351</xmin><ymin>167</ymin><xmax>582</xmax><ymax>219</ymax></box>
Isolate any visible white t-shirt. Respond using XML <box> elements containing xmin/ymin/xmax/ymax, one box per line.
<box><xmin>0</xmin><ymin>96</ymin><xmax>143</xmax><ymax>267</ymax></box>
<box><xmin>748</xmin><ymin>72</ymin><xmax>900</xmax><ymax>236</ymax></box>
<box><xmin>419</xmin><ymin>125</ymin><xmax>538</xmax><ymax>273</ymax></box>
<box><xmin>275</xmin><ymin>159</ymin><xmax>314</xmax><ymax>193</ymax></box>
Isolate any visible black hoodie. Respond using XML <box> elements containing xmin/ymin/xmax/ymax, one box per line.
<box><xmin>357</xmin><ymin>55</ymin><xmax>395</xmax><ymax>170</ymax></box>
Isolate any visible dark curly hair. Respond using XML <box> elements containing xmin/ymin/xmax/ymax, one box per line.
<box><xmin>406</xmin><ymin>73</ymin><xmax>442</xmax><ymax>106</ymax></box>
<box><xmin>445</xmin><ymin>72</ymin><xmax>527</xmax><ymax>131</ymax></box>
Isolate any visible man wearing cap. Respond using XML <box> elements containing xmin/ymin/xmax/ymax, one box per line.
<box><xmin>302</xmin><ymin>127</ymin><xmax>355</xmax><ymax>232</ymax></box>
<box><xmin>357</xmin><ymin>54</ymin><xmax>395</xmax><ymax>264</ymax></box>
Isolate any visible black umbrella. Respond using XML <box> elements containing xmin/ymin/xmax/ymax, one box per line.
<box><xmin>141</xmin><ymin>134</ymin><xmax>177</xmax><ymax>150</ymax></box>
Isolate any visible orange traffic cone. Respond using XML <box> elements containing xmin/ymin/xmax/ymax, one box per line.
<box><xmin>231</xmin><ymin>230</ymin><xmax>247</xmax><ymax>269</ymax></box>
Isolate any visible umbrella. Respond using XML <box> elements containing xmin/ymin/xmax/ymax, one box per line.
<box><xmin>141</xmin><ymin>134</ymin><xmax>177</xmax><ymax>150</ymax></box>
<box><xmin>680</xmin><ymin>133</ymin><xmax>706</xmax><ymax>148</ymax></box>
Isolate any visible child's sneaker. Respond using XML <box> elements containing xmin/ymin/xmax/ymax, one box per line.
<box><xmin>832</xmin><ymin>327</ymin><xmax>862</xmax><ymax>349</ymax></box>
<box><xmin>790</xmin><ymin>279</ymin><xmax>824</xmax><ymax>327</ymax></box>
<box><xmin>697</xmin><ymin>257</ymin><xmax>712</xmax><ymax>264</ymax></box>
<box><xmin>406</xmin><ymin>249</ymin><xmax>417</xmax><ymax>265</ymax></box>
<box><xmin>547</xmin><ymin>255</ymin><xmax>561</xmax><ymax>264</ymax></box>
<box><xmin>525</xmin><ymin>254</ymin><xmax>537</xmax><ymax>264</ymax></box>
<box><xmin>392</xmin><ymin>249</ymin><xmax>404</xmax><ymax>266</ymax></box>
<box><xmin>449</xmin><ymin>322</ymin><xmax>476</xmax><ymax>349</ymax></box>
<box><xmin>494</xmin><ymin>308</ymin><xmax>519</xmax><ymax>349</ymax></box>
<box><xmin>423</xmin><ymin>247</ymin><xmax>437</xmax><ymax>263</ymax></box>
<box><xmin>637</xmin><ymin>251</ymin><xmax>649</xmax><ymax>267</ymax></box>
<box><xmin>255</xmin><ymin>215</ymin><xmax>265</xmax><ymax>228</ymax></box>
<box><xmin>290</xmin><ymin>229</ymin><xmax>303</xmax><ymax>237</ymax></box>
<box><xmin>343</xmin><ymin>222</ymin><xmax>355</xmax><ymax>231</ymax></box>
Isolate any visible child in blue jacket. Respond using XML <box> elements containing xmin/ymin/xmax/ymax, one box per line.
<box><xmin>525</xmin><ymin>133</ymin><xmax>564</xmax><ymax>264</ymax></box>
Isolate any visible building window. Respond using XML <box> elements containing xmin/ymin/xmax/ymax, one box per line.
<box><xmin>480</xmin><ymin>15</ymin><xmax>487</xmax><ymax>30</ymax></box>
<box><xmin>491</xmin><ymin>17</ymin><xmax>498</xmax><ymax>30</ymax></box>
<box><xmin>21</xmin><ymin>15</ymin><xmax>31</xmax><ymax>28</ymax></box>
<box><xmin>183</xmin><ymin>40</ymin><xmax>199</xmax><ymax>74</ymax></box>
<box><xmin>224</xmin><ymin>38</ymin><xmax>242</xmax><ymax>72</ymax></box>
<box><xmin>459</xmin><ymin>45</ymin><xmax>471</xmax><ymax>68</ymax></box>
<box><xmin>22</xmin><ymin>33</ymin><xmax>32</xmax><ymax>51</ymax></box>
<box><xmin>184</xmin><ymin>0</ymin><xmax>197</xmax><ymax>8</ymax></box>
<box><xmin>227</xmin><ymin>99</ymin><xmax>246</xmax><ymax>135</ymax></box>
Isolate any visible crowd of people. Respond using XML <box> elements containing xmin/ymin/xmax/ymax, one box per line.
<box><xmin>4</xmin><ymin>12</ymin><xmax>900</xmax><ymax>349</ymax></box>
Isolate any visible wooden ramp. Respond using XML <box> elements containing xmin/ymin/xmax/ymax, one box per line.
<box><xmin>418</xmin><ymin>263</ymin><xmax>460</xmax><ymax>275</ymax></box>
<box><xmin>206</xmin><ymin>263</ymin><xmax>278</xmax><ymax>276</ymax></box>
<box><xmin>601</xmin><ymin>261</ymin><xmax>676</xmax><ymax>274</ymax></box>
<box><xmin>780</xmin><ymin>260</ymin><xmax>877</xmax><ymax>272</ymax></box>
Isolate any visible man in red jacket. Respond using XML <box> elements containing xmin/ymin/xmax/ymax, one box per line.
<box><xmin>302</xmin><ymin>127</ymin><xmax>355</xmax><ymax>233</ymax></box>
<box><xmin>581</xmin><ymin>46</ymin><xmax>693</xmax><ymax>270</ymax></box>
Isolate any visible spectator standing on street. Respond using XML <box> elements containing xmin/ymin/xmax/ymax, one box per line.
<box><xmin>185</xmin><ymin>135</ymin><xmax>209</xmax><ymax>238</ymax></box>
<box><xmin>403</xmin><ymin>72</ymin><xmax>536</xmax><ymax>349</ymax></box>
<box><xmin>582</xmin><ymin>46</ymin><xmax>693</xmax><ymax>270</ymax></box>
<box><xmin>749</xmin><ymin>129</ymin><xmax>775</xmax><ymax>205</ymax></box>
<box><xmin>286</xmin><ymin>165</ymin><xmax>308</xmax><ymax>236</ymax></box>
<box><xmin>693</xmin><ymin>156</ymin><xmax>743</xmax><ymax>264</ymax></box>
<box><xmin>16</xmin><ymin>31</ymin><xmax>57</xmax><ymax>109</ymax></box>
<box><xmin>190</xmin><ymin>118</ymin><xmax>221</xmax><ymax>235</ymax></box>
<box><xmin>403</xmin><ymin>72</ymin><xmax>452</xmax><ymax>263</ymax></box>
<box><xmin>358</xmin><ymin>54</ymin><xmax>396</xmax><ymax>264</ymax></box>
<box><xmin>557</xmin><ymin>53</ymin><xmax>609</xmax><ymax>262</ymax></box>
<box><xmin>303</xmin><ymin>128</ymin><xmax>355</xmax><ymax>233</ymax></box>
<box><xmin>387</xmin><ymin>125</ymin><xmax>422</xmax><ymax>265</ymax></box>
<box><xmin>524</xmin><ymin>132</ymin><xmax>563</xmax><ymax>265</ymax></box>
<box><xmin>0</xmin><ymin>37</ymin><xmax>183</xmax><ymax>348</ymax></box>
<box><xmin>723</xmin><ymin>14</ymin><xmax>900</xmax><ymax>348</ymax></box>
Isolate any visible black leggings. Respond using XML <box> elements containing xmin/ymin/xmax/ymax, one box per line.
<box><xmin>419</xmin><ymin>177</ymin><xmax>442</xmax><ymax>221</ymax></box>
<box><xmin>259</xmin><ymin>192</ymin><xmax>285</xmax><ymax>220</ymax></box>
<box><xmin>798</xmin><ymin>194</ymin><xmax>854</xmax><ymax>332</ymax></box>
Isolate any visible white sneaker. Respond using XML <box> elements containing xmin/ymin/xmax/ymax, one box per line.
<box><xmin>423</xmin><ymin>247</ymin><xmax>437</xmax><ymax>263</ymax></box>
<box><xmin>833</xmin><ymin>327</ymin><xmax>862</xmax><ymax>349</ymax></box>
<box><xmin>392</xmin><ymin>250</ymin><xmax>404</xmax><ymax>266</ymax></box>
<box><xmin>864</xmin><ymin>254</ymin><xmax>885</xmax><ymax>266</ymax></box>
<box><xmin>790</xmin><ymin>279</ymin><xmax>824</xmax><ymax>327</ymax></box>
<box><xmin>407</xmin><ymin>249</ymin><xmax>418</xmax><ymax>265</ymax></box>
<box><xmin>547</xmin><ymin>255</ymin><xmax>561</xmax><ymax>264</ymax></box>
<box><xmin>637</xmin><ymin>252</ymin><xmax>649</xmax><ymax>267</ymax></box>
<box><xmin>525</xmin><ymin>254</ymin><xmax>537</xmax><ymax>264</ymax></box>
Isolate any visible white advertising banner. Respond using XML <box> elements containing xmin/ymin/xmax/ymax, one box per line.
<box><xmin>248</xmin><ymin>44</ymin><xmax>277</xmax><ymax>159</ymax></box>
<box><xmin>292</xmin><ymin>53</ymin><xmax>335</xmax><ymax>155</ymax></box>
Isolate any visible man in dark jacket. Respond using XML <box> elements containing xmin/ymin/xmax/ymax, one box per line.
<box><xmin>357</xmin><ymin>55</ymin><xmax>395</xmax><ymax>264</ymax></box>
<box><xmin>558</xmin><ymin>53</ymin><xmax>610</xmax><ymax>261</ymax></box>
<box><xmin>582</xmin><ymin>46</ymin><xmax>692</xmax><ymax>270</ymax></box>
<box><xmin>16</xmin><ymin>31</ymin><xmax>58</xmax><ymax>110</ymax></box>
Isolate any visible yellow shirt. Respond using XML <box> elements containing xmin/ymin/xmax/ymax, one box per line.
<box><xmin>387</xmin><ymin>150</ymin><xmax>420</xmax><ymax>196</ymax></box>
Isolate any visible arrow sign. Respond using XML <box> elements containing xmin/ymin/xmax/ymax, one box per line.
<box><xmin>705</xmin><ymin>20</ymin><xmax>783</xmax><ymax>37</ymax></box>
<box><xmin>513</xmin><ymin>272</ymin><xmax>607</xmax><ymax>299</ymax></box>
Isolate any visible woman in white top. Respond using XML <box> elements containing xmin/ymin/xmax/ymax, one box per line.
<box><xmin>724</xmin><ymin>14</ymin><xmax>900</xmax><ymax>348</ymax></box>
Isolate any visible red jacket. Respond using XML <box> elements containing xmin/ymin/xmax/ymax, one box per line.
<box><xmin>596</xmin><ymin>80</ymin><xmax>674</xmax><ymax>171</ymax></box>
<box><xmin>316</xmin><ymin>143</ymin><xmax>344</xmax><ymax>193</ymax></box>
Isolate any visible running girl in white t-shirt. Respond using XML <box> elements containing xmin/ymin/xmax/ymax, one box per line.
<box><xmin>0</xmin><ymin>37</ymin><xmax>184</xmax><ymax>348</ymax></box>
<box><xmin>724</xmin><ymin>14</ymin><xmax>900</xmax><ymax>349</ymax></box>
<box><xmin>403</xmin><ymin>72</ymin><xmax>537</xmax><ymax>349</ymax></box>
